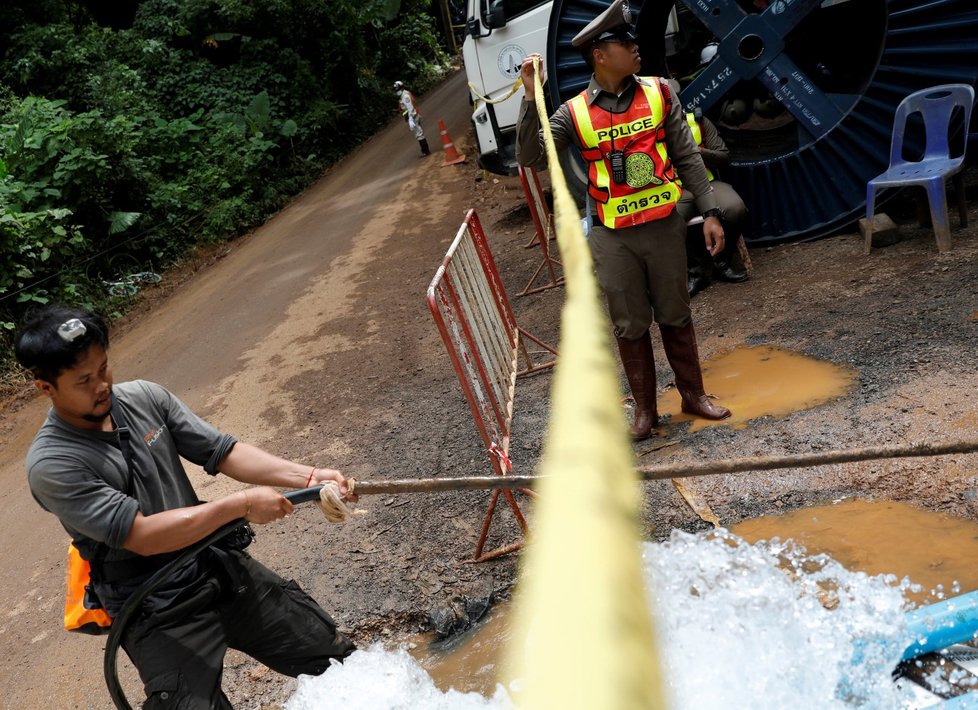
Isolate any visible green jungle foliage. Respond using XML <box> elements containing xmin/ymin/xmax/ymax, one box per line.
<box><xmin>0</xmin><ymin>0</ymin><xmax>450</xmax><ymax>375</ymax></box>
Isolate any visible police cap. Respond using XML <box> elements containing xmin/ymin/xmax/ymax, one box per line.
<box><xmin>571</xmin><ymin>0</ymin><xmax>638</xmax><ymax>49</ymax></box>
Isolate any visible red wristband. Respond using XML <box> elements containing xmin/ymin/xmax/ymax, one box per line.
<box><xmin>305</xmin><ymin>467</ymin><xmax>316</xmax><ymax>487</ymax></box>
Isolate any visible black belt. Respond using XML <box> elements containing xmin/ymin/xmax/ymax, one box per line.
<box><xmin>98</xmin><ymin>552</ymin><xmax>181</xmax><ymax>583</ymax></box>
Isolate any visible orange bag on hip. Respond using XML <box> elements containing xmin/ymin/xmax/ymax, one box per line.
<box><xmin>64</xmin><ymin>543</ymin><xmax>112</xmax><ymax>635</ymax></box>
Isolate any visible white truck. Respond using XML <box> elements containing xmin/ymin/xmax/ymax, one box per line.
<box><xmin>461</xmin><ymin>0</ymin><xmax>552</xmax><ymax>176</ymax></box>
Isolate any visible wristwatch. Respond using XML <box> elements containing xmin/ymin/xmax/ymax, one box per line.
<box><xmin>702</xmin><ymin>208</ymin><xmax>722</xmax><ymax>220</ymax></box>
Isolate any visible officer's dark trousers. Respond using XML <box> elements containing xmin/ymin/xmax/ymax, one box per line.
<box><xmin>122</xmin><ymin>549</ymin><xmax>355</xmax><ymax>709</ymax></box>
<box><xmin>588</xmin><ymin>209</ymin><xmax>690</xmax><ymax>339</ymax></box>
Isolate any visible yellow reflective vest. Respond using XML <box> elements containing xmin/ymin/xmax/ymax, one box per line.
<box><xmin>567</xmin><ymin>78</ymin><xmax>681</xmax><ymax>229</ymax></box>
<box><xmin>685</xmin><ymin>113</ymin><xmax>715</xmax><ymax>182</ymax></box>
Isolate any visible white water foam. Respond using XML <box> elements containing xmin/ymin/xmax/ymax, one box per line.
<box><xmin>285</xmin><ymin>644</ymin><xmax>514</xmax><ymax>710</ymax></box>
<box><xmin>645</xmin><ymin>529</ymin><xmax>917</xmax><ymax>709</ymax></box>
<box><xmin>286</xmin><ymin>529</ymin><xmax>931</xmax><ymax>709</ymax></box>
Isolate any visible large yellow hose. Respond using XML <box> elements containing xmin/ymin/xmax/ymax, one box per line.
<box><xmin>503</xmin><ymin>59</ymin><xmax>667</xmax><ymax>709</ymax></box>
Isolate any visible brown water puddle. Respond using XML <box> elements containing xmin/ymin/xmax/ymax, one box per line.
<box><xmin>659</xmin><ymin>344</ymin><xmax>857</xmax><ymax>432</ymax></box>
<box><xmin>411</xmin><ymin>500</ymin><xmax>978</xmax><ymax>695</ymax></box>
<box><xmin>408</xmin><ymin>607</ymin><xmax>512</xmax><ymax>696</ymax></box>
<box><xmin>733</xmin><ymin>499</ymin><xmax>978</xmax><ymax>606</ymax></box>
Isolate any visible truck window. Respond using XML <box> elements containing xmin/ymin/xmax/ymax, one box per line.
<box><xmin>482</xmin><ymin>0</ymin><xmax>548</xmax><ymax>26</ymax></box>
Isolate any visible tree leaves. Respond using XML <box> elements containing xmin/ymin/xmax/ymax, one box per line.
<box><xmin>0</xmin><ymin>0</ymin><xmax>450</xmax><ymax>369</ymax></box>
<box><xmin>108</xmin><ymin>211</ymin><xmax>141</xmax><ymax>235</ymax></box>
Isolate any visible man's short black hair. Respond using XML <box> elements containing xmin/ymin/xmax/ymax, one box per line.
<box><xmin>14</xmin><ymin>305</ymin><xmax>109</xmax><ymax>383</ymax></box>
<box><xmin>581</xmin><ymin>45</ymin><xmax>598</xmax><ymax>69</ymax></box>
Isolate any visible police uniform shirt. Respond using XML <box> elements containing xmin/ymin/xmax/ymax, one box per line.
<box><xmin>676</xmin><ymin>113</ymin><xmax>749</xmax><ymax>228</ymax></box>
<box><xmin>696</xmin><ymin>113</ymin><xmax>731</xmax><ymax>172</ymax></box>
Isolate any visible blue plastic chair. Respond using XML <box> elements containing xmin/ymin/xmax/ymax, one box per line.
<box><xmin>865</xmin><ymin>83</ymin><xmax>974</xmax><ymax>254</ymax></box>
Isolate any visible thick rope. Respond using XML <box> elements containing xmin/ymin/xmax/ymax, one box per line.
<box><xmin>636</xmin><ymin>437</ymin><xmax>978</xmax><ymax>481</ymax></box>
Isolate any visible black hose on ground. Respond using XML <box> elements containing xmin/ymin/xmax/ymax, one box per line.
<box><xmin>104</xmin><ymin>486</ymin><xmax>324</xmax><ymax>710</ymax></box>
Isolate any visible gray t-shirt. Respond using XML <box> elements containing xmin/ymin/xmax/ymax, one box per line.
<box><xmin>27</xmin><ymin>379</ymin><xmax>236</xmax><ymax>614</ymax></box>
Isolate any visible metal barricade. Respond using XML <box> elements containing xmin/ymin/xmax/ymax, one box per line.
<box><xmin>518</xmin><ymin>166</ymin><xmax>564</xmax><ymax>296</ymax></box>
<box><xmin>427</xmin><ymin>209</ymin><xmax>557</xmax><ymax>561</ymax></box>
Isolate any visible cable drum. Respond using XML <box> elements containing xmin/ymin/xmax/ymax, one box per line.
<box><xmin>547</xmin><ymin>0</ymin><xmax>978</xmax><ymax>244</ymax></box>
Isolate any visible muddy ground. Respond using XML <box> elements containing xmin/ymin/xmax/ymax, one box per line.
<box><xmin>1</xmin><ymin>69</ymin><xmax>977</xmax><ymax>708</ymax></box>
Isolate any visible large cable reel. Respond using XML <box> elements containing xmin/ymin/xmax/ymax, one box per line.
<box><xmin>547</xmin><ymin>0</ymin><xmax>978</xmax><ymax>244</ymax></box>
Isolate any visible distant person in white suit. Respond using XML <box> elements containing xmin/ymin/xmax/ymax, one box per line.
<box><xmin>394</xmin><ymin>80</ymin><xmax>430</xmax><ymax>157</ymax></box>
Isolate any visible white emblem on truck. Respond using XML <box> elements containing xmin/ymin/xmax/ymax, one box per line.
<box><xmin>497</xmin><ymin>44</ymin><xmax>526</xmax><ymax>79</ymax></box>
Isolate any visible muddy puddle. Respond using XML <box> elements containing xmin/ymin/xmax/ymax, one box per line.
<box><xmin>658</xmin><ymin>344</ymin><xmax>857</xmax><ymax>431</ymax></box>
<box><xmin>732</xmin><ymin>498</ymin><xmax>978</xmax><ymax>606</ymax></box>
<box><xmin>410</xmin><ymin>607</ymin><xmax>513</xmax><ymax>696</ymax></box>
<box><xmin>408</xmin><ymin>499</ymin><xmax>978</xmax><ymax>696</ymax></box>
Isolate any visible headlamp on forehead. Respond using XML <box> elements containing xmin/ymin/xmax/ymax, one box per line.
<box><xmin>57</xmin><ymin>318</ymin><xmax>87</xmax><ymax>343</ymax></box>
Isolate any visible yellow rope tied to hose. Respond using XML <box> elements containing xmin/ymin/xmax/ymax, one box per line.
<box><xmin>502</xmin><ymin>57</ymin><xmax>667</xmax><ymax>708</ymax></box>
<box><xmin>317</xmin><ymin>480</ymin><xmax>363</xmax><ymax>523</ymax></box>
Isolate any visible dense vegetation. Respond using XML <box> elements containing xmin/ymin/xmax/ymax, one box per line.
<box><xmin>0</xmin><ymin>0</ymin><xmax>451</xmax><ymax>378</ymax></box>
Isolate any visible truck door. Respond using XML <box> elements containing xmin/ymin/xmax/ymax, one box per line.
<box><xmin>464</xmin><ymin>0</ymin><xmax>552</xmax><ymax>174</ymax></box>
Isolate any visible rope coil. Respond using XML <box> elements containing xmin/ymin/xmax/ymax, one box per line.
<box><xmin>317</xmin><ymin>481</ymin><xmax>363</xmax><ymax>523</ymax></box>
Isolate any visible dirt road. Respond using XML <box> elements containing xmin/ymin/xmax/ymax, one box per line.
<box><xmin>0</xmin><ymin>69</ymin><xmax>519</xmax><ymax>708</ymax></box>
<box><xmin>2</xmin><ymin>66</ymin><xmax>978</xmax><ymax>708</ymax></box>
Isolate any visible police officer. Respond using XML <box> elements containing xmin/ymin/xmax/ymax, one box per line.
<box><xmin>672</xmin><ymin>84</ymin><xmax>750</xmax><ymax>296</ymax></box>
<box><xmin>516</xmin><ymin>0</ymin><xmax>731</xmax><ymax>440</ymax></box>
<box><xmin>394</xmin><ymin>80</ymin><xmax>430</xmax><ymax>157</ymax></box>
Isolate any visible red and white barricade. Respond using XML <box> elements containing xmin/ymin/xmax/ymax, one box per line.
<box><xmin>517</xmin><ymin>166</ymin><xmax>564</xmax><ymax>296</ymax></box>
<box><xmin>427</xmin><ymin>209</ymin><xmax>557</xmax><ymax>561</ymax></box>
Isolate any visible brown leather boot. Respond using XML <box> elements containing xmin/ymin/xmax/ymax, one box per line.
<box><xmin>658</xmin><ymin>322</ymin><xmax>731</xmax><ymax>420</ymax></box>
<box><xmin>615</xmin><ymin>333</ymin><xmax>658</xmax><ymax>440</ymax></box>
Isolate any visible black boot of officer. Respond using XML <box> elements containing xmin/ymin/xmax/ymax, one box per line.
<box><xmin>713</xmin><ymin>239</ymin><xmax>749</xmax><ymax>283</ymax></box>
<box><xmin>419</xmin><ymin>138</ymin><xmax>431</xmax><ymax>156</ymax></box>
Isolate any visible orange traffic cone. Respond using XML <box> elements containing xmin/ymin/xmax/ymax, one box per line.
<box><xmin>438</xmin><ymin>119</ymin><xmax>467</xmax><ymax>166</ymax></box>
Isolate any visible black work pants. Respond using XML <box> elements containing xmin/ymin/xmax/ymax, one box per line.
<box><xmin>122</xmin><ymin>549</ymin><xmax>355</xmax><ymax>709</ymax></box>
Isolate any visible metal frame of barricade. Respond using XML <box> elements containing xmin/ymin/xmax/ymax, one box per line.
<box><xmin>517</xmin><ymin>166</ymin><xmax>564</xmax><ymax>296</ymax></box>
<box><xmin>427</xmin><ymin>209</ymin><xmax>557</xmax><ymax>562</ymax></box>
<box><xmin>521</xmin><ymin>166</ymin><xmax>557</xmax><ymax>249</ymax></box>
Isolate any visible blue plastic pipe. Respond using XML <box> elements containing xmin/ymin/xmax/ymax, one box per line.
<box><xmin>922</xmin><ymin>691</ymin><xmax>978</xmax><ymax>710</ymax></box>
<box><xmin>902</xmin><ymin>590</ymin><xmax>978</xmax><ymax>661</ymax></box>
